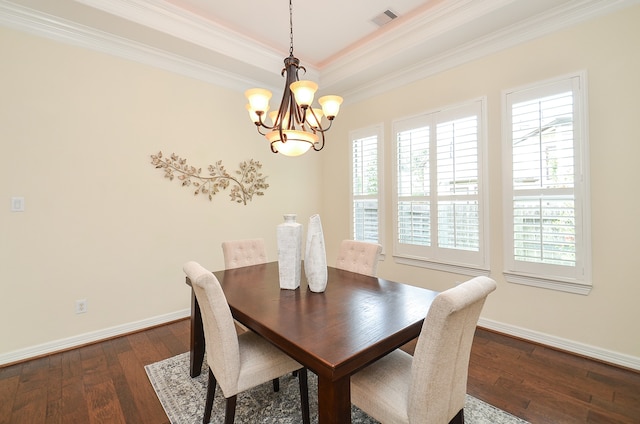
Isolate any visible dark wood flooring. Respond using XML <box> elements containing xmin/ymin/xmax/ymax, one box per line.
<box><xmin>1</xmin><ymin>319</ymin><xmax>638</xmax><ymax>423</ymax></box>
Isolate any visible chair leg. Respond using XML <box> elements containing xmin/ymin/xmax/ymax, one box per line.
<box><xmin>272</xmin><ymin>377</ymin><xmax>280</xmax><ymax>392</ymax></box>
<box><xmin>224</xmin><ymin>395</ymin><xmax>237</xmax><ymax>424</ymax></box>
<box><xmin>203</xmin><ymin>369</ymin><xmax>217</xmax><ymax>424</ymax></box>
<box><xmin>448</xmin><ymin>408</ymin><xmax>464</xmax><ymax>424</ymax></box>
<box><xmin>297</xmin><ymin>368</ymin><xmax>310</xmax><ymax>424</ymax></box>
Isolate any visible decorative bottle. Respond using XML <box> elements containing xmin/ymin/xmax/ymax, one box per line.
<box><xmin>277</xmin><ymin>214</ymin><xmax>302</xmax><ymax>290</ymax></box>
<box><xmin>304</xmin><ymin>214</ymin><xmax>328</xmax><ymax>292</ymax></box>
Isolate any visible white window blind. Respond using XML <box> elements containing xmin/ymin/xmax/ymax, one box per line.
<box><xmin>503</xmin><ymin>73</ymin><xmax>591</xmax><ymax>294</ymax></box>
<box><xmin>397</xmin><ymin>124</ymin><xmax>430</xmax><ymax>246</ymax></box>
<box><xmin>351</xmin><ymin>127</ymin><xmax>383</xmax><ymax>244</ymax></box>
<box><xmin>394</xmin><ymin>100</ymin><xmax>487</xmax><ymax>272</ymax></box>
<box><xmin>436</xmin><ymin>116</ymin><xmax>479</xmax><ymax>251</ymax></box>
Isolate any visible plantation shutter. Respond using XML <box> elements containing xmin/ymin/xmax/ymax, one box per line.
<box><xmin>503</xmin><ymin>73</ymin><xmax>591</xmax><ymax>294</ymax></box>
<box><xmin>511</xmin><ymin>90</ymin><xmax>576</xmax><ymax>267</ymax></box>
<box><xmin>352</xmin><ymin>135</ymin><xmax>379</xmax><ymax>243</ymax></box>
<box><xmin>436</xmin><ymin>115</ymin><xmax>480</xmax><ymax>252</ymax></box>
<box><xmin>397</xmin><ymin>124</ymin><xmax>431</xmax><ymax>246</ymax></box>
<box><xmin>394</xmin><ymin>100</ymin><xmax>486</xmax><ymax>271</ymax></box>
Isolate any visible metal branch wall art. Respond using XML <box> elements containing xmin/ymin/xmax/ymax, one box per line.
<box><xmin>150</xmin><ymin>151</ymin><xmax>269</xmax><ymax>205</ymax></box>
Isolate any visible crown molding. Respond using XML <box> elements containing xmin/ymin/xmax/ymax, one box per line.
<box><xmin>0</xmin><ymin>0</ymin><xmax>280</xmax><ymax>92</ymax></box>
<box><xmin>75</xmin><ymin>0</ymin><xmax>307</xmax><ymax>78</ymax></box>
<box><xmin>1</xmin><ymin>0</ymin><xmax>638</xmax><ymax>103</ymax></box>
<box><xmin>326</xmin><ymin>0</ymin><xmax>640</xmax><ymax>102</ymax></box>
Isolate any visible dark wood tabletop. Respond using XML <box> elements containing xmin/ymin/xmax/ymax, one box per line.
<box><xmin>187</xmin><ymin>261</ymin><xmax>438</xmax><ymax>424</ymax></box>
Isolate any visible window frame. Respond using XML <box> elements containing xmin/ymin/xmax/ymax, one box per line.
<box><xmin>502</xmin><ymin>71</ymin><xmax>592</xmax><ymax>295</ymax></box>
<box><xmin>392</xmin><ymin>98</ymin><xmax>489</xmax><ymax>276</ymax></box>
<box><xmin>349</xmin><ymin>124</ymin><xmax>385</xmax><ymax>252</ymax></box>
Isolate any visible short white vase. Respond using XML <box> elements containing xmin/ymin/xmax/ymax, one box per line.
<box><xmin>277</xmin><ymin>214</ymin><xmax>302</xmax><ymax>290</ymax></box>
<box><xmin>304</xmin><ymin>214</ymin><xmax>327</xmax><ymax>293</ymax></box>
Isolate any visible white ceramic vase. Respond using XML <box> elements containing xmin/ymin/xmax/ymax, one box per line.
<box><xmin>304</xmin><ymin>214</ymin><xmax>328</xmax><ymax>293</ymax></box>
<box><xmin>277</xmin><ymin>214</ymin><xmax>302</xmax><ymax>290</ymax></box>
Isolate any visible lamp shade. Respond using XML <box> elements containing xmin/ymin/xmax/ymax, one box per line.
<box><xmin>306</xmin><ymin>108</ymin><xmax>324</xmax><ymax>128</ymax></box>
<box><xmin>266</xmin><ymin>130</ymin><xmax>318</xmax><ymax>157</ymax></box>
<box><xmin>246</xmin><ymin>104</ymin><xmax>268</xmax><ymax>124</ymax></box>
<box><xmin>290</xmin><ymin>80</ymin><xmax>318</xmax><ymax>107</ymax></box>
<box><xmin>318</xmin><ymin>95</ymin><xmax>343</xmax><ymax>119</ymax></box>
<box><xmin>245</xmin><ymin>88</ymin><xmax>272</xmax><ymax>113</ymax></box>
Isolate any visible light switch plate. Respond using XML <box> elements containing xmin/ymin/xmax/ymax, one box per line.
<box><xmin>11</xmin><ymin>197</ymin><xmax>25</xmax><ymax>212</ymax></box>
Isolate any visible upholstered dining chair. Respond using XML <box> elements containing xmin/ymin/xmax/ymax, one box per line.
<box><xmin>221</xmin><ymin>238</ymin><xmax>267</xmax><ymax>333</ymax></box>
<box><xmin>222</xmin><ymin>238</ymin><xmax>267</xmax><ymax>270</ymax></box>
<box><xmin>350</xmin><ymin>276</ymin><xmax>497</xmax><ymax>424</ymax></box>
<box><xmin>183</xmin><ymin>261</ymin><xmax>310</xmax><ymax>424</ymax></box>
<box><xmin>335</xmin><ymin>239</ymin><xmax>383</xmax><ymax>277</ymax></box>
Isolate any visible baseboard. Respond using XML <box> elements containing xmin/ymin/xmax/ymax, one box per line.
<box><xmin>0</xmin><ymin>309</ymin><xmax>190</xmax><ymax>367</ymax></box>
<box><xmin>478</xmin><ymin>317</ymin><xmax>640</xmax><ymax>371</ymax></box>
<box><xmin>3</xmin><ymin>312</ymin><xmax>638</xmax><ymax>372</ymax></box>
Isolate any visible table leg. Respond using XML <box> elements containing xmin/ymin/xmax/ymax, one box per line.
<box><xmin>189</xmin><ymin>287</ymin><xmax>205</xmax><ymax>377</ymax></box>
<box><xmin>317</xmin><ymin>374</ymin><xmax>351</xmax><ymax>424</ymax></box>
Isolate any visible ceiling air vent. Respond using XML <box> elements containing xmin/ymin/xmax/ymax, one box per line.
<box><xmin>371</xmin><ymin>9</ymin><xmax>398</xmax><ymax>27</ymax></box>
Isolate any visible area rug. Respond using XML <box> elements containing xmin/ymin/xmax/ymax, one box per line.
<box><xmin>145</xmin><ymin>353</ymin><xmax>528</xmax><ymax>424</ymax></box>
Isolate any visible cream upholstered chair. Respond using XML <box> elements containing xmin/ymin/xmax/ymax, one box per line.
<box><xmin>350</xmin><ymin>276</ymin><xmax>497</xmax><ymax>424</ymax></box>
<box><xmin>222</xmin><ymin>238</ymin><xmax>267</xmax><ymax>270</ymax></box>
<box><xmin>221</xmin><ymin>238</ymin><xmax>267</xmax><ymax>333</ymax></box>
<box><xmin>183</xmin><ymin>261</ymin><xmax>310</xmax><ymax>424</ymax></box>
<box><xmin>335</xmin><ymin>239</ymin><xmax>383</xmax><ymax>277</ymax></box>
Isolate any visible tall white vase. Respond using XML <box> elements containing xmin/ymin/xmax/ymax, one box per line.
<box><xmin>304</xmin><ymin>214</ymin><xmax>328</xmax><ymax>293</ymax></box>
<box><xmin>277</xmin><ymin>214</ymin><xmax>302</xmax><ymax>290</ymax></box>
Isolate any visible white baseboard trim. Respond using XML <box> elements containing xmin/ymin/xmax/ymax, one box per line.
<box><xmin>3</xmin><ymin>312</ymin><xmax>638</xmax><ymax>372</ymax></box>
<box><xmin>0</xmin><ymin>309</ymin><xmax>190</xmax><ymax>366</ymax></box>
<box><xmin>479</xmin><ymin>317</ymin><xmax>640</xmax><ymax>371</ymax></box>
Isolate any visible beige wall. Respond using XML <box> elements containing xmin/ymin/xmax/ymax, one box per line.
<box><xmin>0</xmin><ymin>27</ymin><xmax>322</xmax><ymax>356</ymax></box>
<box><xmin>2</xmin><ymin>5</ymin><xmax>639</xmax><ymax>368</ymax></box>
<box><xmin>322</xmin><ymin>6</ymin><xmax>640</xmax><ymax>364</ymax></box>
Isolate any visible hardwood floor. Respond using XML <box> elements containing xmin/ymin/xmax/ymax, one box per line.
<box><xmin>1</xmin><ymin>319</ymin><xmax>638</xmax><ymax>423</ymax></box>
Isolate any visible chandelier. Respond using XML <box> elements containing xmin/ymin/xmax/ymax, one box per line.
<box><xmin>244</xmin><ymin>0</ymin><xmax>343</xmax><ymax>157</ymax></box>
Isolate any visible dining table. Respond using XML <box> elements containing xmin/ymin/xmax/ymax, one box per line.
<box><xmin>186</xmin><ymin>261</ymin><xmax>439</xmax><ymax>424</ymax></box>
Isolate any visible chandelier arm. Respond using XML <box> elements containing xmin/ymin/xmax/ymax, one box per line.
<box><xmin>254</xmin><ymin>112</ymin><xmax>277</xmax><ymax>132</ymax></box>
<box><xmin>256</xmin><ymin>125</ymin><xmax>270</xmax><ymax>136</ymax></box>
<box><xmin>312</xmin><ymin>118</ymin><xmax>335</xmax><ymax>133</ymax></box>
<box><xmin>305</xmin><ymin>108</ymin><xmax>324</xmax><ymax>131</ymax></box>
<box><xmin>313</xmin><ymin>130</ymin><xmax>326</xmax><ymax>151</ymax></box>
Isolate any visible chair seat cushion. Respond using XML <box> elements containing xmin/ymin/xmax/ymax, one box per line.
<box><xmin>351</xmin><ymin>349</ymin><xmax>412</xmax><ymax>424</ymax></box>
<box><xmin>236</xmin><ymin>331</ymin><xmax>302</xmax><ymax>394</ymax></box>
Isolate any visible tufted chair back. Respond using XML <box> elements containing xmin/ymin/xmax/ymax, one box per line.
<box><xmin>350</xmin><ymin>276</ymin><xmax>497</xmax><ymax>424</ymax></box>
<box><xmin>222</xmin><ymin>238</ymin><xmax>267</xmax><ymax>269</ymax></box>
<box><xmin>335</xmin><ymin>240</ymin><xmax>382</xmax><ymax>277</ymax></box>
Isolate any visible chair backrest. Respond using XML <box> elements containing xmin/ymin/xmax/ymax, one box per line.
<box><xmin>183</xmin><ymin>261</ymin><xmax>240</xmax><ymax>395</ymax></box>
<box><xmin>408</xmin><ymin>276</ymin><xmax>497</xmax><ymax>423</ymax></box>
<box><xmin>222</xmin><ymin>238</ymin><xmax>267</xmax><ymax>269</ymax></box>
<box><xmin>335</xmin><ymin>240</ymin><xmax>382</xmax><ymax>277</ymax></box>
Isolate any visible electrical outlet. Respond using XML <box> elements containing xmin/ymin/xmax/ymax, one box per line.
<box><xmin>75</xmin><ymin>299</ymin><xmax>88</xmax><ymax>314</ymax></box>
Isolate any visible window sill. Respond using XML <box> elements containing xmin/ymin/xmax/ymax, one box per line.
<box><xmin>503</xmin><ymin>271</ymin><xmax>592</xmax><ymax>295</ymax></box>
<box><xmin>394</xmin><ymin>255</ymin><xmax>490</xmax><ymax>277</ymax></box>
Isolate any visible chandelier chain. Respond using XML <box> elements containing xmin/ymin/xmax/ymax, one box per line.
<box><xmin>289</xmin><ymin>0</ymin><xmax>294</xmax><ymax>56</ymax></box>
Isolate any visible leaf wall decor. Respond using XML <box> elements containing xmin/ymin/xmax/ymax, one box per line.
<box><xmin>150</xmin><ymin>151</ymin><xmax>269</xmax><ymax>205</ymax></box>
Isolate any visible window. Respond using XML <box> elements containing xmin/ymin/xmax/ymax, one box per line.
<box><xmin>503</xmin><ymin>72</ymin><xmax>591</xmax><ymax>294</ymax></box>
<box><xmin>350</xmin><ymin>125</ymin><xmax>384</xmax><ymax>246</ymax></box>
<box><xmin>393</xmin><ymin>99</ymin><xmax>488</xmax><ymax>274</ymax></box>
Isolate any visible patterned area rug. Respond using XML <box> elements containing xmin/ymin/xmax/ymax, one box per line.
<box><xmin>145</xmin><ymin>353</ymin><xmax>529</xmax><ymax>424</ymax></box>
